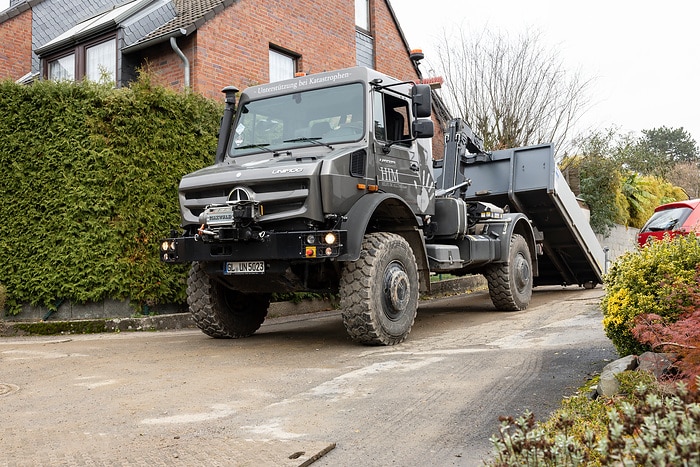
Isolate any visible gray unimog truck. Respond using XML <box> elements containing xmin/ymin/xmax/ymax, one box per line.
<box><xmin>160</xmin><ymin>67</ymin><xmax>604</xmax><ymax>345</ymax></box>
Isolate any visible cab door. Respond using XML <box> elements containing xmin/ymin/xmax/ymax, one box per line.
<box><xmin>371</xmin><ymin>89</ymin><xmax>433</xmax><ymax>214</ymax></box>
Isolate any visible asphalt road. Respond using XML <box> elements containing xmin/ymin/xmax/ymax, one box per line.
<box><xmin>0</xmin><ymin>286</ymin><xmax>616</xmax><ymax>466</ymax></box>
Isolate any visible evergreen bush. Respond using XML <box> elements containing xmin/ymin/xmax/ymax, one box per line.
<box><xmin>0</xmin><ymin>76</ymin><xmax>221</xmax><ymax>315</ymax></box>
<box><xmin>601</xmin><ymin>235</ymin><xmax>700</xmax><ymax>356</ymax></box>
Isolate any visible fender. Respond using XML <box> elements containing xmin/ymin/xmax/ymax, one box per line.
<box><xmin>491</xmin><ymin>213</ymin><xmax>539</xmax><ymax>277</ymax></box>
<box><xmin>337</xmin><ymin>193</ymin><xmax>430</xmax><ymax>291</ymax></box>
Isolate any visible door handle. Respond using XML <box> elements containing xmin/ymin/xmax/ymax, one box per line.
<box><xmin>410</xmin><ymin>162</ymin><xmax>420</xmax><ymax>172</ymax></box>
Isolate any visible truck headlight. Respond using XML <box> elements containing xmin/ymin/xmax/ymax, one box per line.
<box><xmin>160</xmin><ymin>240</ymin><xmax>175</xmax><ymax>252</ymax></box>
<box><xmin>324</xmin><ymin>232</ymin><xmax>337</xmax><ymax>245</ymax></box>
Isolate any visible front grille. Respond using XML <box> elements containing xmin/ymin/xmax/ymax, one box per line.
<box><xmin>184</xmin><ymin>187</ymin><xmax>229</xmax><ymax>200</ymax></box>
<box><xmin>182</xmin><ymin>179</ymin><xmax>312</xmax><ymax>224</ymax></box>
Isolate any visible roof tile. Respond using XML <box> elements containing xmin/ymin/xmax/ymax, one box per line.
<box><xmin>135</xmin><ymin>0</ymin><xmax>234</xmax><ymax>45</ymax></box>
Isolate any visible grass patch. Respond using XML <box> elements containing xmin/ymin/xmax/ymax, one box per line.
<box><xmin>13</xmin><ymin>320</ymin><xmax>107</xmax><ymax>335</ymax></box>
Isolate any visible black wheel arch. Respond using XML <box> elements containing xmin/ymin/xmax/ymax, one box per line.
<box><xmin>338</xmin><ymin>193</ymin><xmax>430</xmax><ymax>293</ymax></box>
<box><xmin>497</xmin><ymin>214</ymin><xmax>539</xmax><ymax>277</ymax></box>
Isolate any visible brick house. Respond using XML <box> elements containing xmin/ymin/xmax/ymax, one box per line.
<box><xmin>0</xmin><ymin>0</ymin><xmax>448</xmax><ymax>155</ymax></box>
<box><xmin>1</xmin><ymin>0</ymin><xmax>425</xmax><ymax>97</ymax></box>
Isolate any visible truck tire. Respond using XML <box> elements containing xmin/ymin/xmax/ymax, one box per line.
<box><xmin>484</xmin><ymin>234</ymin><xmax>532</xmax><ymax>311</ymax></box>
<box><xmin>340</xmin><ymin>232</ymin><xmax>419</xmax><ymax>345</ymax></box>
<box><xmin>187</xmin><ymin>262</ymin><xmax>270</xmax><ymax>338</ymax></box>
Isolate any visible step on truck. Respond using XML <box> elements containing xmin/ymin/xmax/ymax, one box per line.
<box><xmin>160</xmin><ymin>66</ymin><xmax>605</xmax><ymax>345</ymax></box>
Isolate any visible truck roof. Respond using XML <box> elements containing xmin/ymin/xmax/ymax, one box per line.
<box><xmin>240</xmin><ymin>67</ymin><xmax>401</xmax><ymax>101</ymax></box>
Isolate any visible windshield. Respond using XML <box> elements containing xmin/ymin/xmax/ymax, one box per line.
<box><xmin>229</xmin><ymin>83</ymin><xmax>365</xmax><ymax>157</ymax></box>
<box><xmin>641</xmin><ymin>206</ymin><xmax>693</xmax><ymax>232</ymax></box>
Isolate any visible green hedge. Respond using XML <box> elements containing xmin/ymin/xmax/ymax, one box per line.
<box><xmin>0</xmin><ymin>76</ymin><xmax>221</xmax><ymax>315</ymax></box>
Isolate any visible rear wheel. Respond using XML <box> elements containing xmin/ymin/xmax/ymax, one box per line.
<box><xmin>340</xmin><ymin>232</ymin><xmax>419</xmax><ymax>345</ymax></box>
<box><xmin>187</xmin><ymin>262</ymin><xmax>270</xmax><ymax>338</ymax></box>
<box><xmin>484</xmin><ymin>234</ymin><xmax>532</xmax><ymax>311</ymax></box>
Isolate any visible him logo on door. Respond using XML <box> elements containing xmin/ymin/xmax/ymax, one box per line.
<box><xmin>379</xmin><ymin>166</ymin><xmax>399</xmax><ymax>182</ymax></box>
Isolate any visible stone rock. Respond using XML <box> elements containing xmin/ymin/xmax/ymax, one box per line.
<box><xmin>637</xmin><ymin>352</ymin><xmax>676</xmax><ymax>379</ymax></box>
<box><xmin>598</xmin><ymin>355</ymin><xmax>638</xmax><ymax>397</ymax></box>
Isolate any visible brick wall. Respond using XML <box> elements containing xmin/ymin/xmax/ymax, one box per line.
<box><xmin>371</xmin><ymin>0</ymin><xmax>417</xmax><ymax>82</ymax></box>
<box><xmin>136</xmin><ymin>38</ymin><xmax>195</xmax><ymax>91</ymax></box>
<box><xmin>192</xmin><ymin>0</ymin><xmax>358</xmax><ymax>100</ymax></box>
<box><xmin>140</xmin><ymin>0</ymin><xmax>418</xmax><ymax>100</ymax></box>
<box><xmin>0</xmin><ymin>9</ymin><xmax>31</xmax><ymax>80</ymax></box>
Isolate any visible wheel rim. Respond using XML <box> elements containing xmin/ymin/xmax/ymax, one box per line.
<box><xmin>513</xmin><ymin>253</ymin><xmax>531</xmax><ymax>293</ymax></box>
<box><xmin>382</xmin><ymin>261</ymin><xmax>410</xmax><ymax>321</ymax></box>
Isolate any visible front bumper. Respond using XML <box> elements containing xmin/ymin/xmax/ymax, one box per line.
<box><xmin>160</xmin><ymin>230</ymin><xmax>347</xmax><ymax>263</ymax></box>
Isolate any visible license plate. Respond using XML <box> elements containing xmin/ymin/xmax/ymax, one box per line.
<box><xmin>224</xmin><ymin>261</ymin><xmax>265</xmax><ymax>275</ymax></box>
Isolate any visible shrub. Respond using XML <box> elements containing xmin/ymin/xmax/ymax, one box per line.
<box><xmin>488</xmin><ymin>376</ymin><xmax>700</xmax><ymax>466</ymax></box>
<box><xmin>622</xmin><ymin>173</ymin><xmax>687</xmax><ymax>229</ymax></box>
<box><xmin>574</xmin><ymin>154</ymin><xmax>627</xmax><ymax>236</ymax></box>
<box><xmin>596</xmin><ymin>379</ymin><xmax>700</xmax><ymax>466</ymax></box>
<box><xmin>601</xmin><ymin>235</ymin><xmax>700</xmax><ymax>356</ymax></box>
<box><xmin>631</xmin><ymin>270</ymin><xmax>700</xmax><ymax>389</ymax></box>
<box><xmin>0</xmin><ymin>76</ymin><xmax>221</xmax><ymax>314</ymax></box>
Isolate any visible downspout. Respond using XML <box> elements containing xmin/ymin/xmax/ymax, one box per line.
<box><xmin>170</xmin><ymin>29</ymin><xmax>190</xmax><ymax>89</ymax></box>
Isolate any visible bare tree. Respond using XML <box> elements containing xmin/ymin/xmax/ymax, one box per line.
<box><xmin>434</xmin><ymin>27</ymin><xmax>593</xmax><ymax>157</ymax></box>
<box><xmin>666</xmin><ymin>162</ymin><xmax>700</xmax><ymax>199</ymax></box>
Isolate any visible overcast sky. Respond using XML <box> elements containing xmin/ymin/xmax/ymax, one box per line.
<box><xmin>391</xmin><ymin>0</ymin><xmax>700</xmax><ymax>143</ymax></box>
<box><xmin>3</xmin><ymin>0</ymin><xmax>698</xmax><ymax>143</ymax></box>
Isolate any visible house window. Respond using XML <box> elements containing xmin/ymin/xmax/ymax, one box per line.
<box><xmin>45</xmin><ymin>36</ymin><xmax>116</xmax><ymax>84</ymax></box>
<box><xmin>86</xmin><ymin>39</ymin><xmax>116</xmax><ymax>82</ymax></box>
<box><xmin>355</xmin><ymin>0</ymin><xmax>373</xmax><ymax>68</ymax></box>
<box><xmin>269</xmin><ymin>48</ymin><xmax>296</xmax><ymax>82</ymax></box>
<box><xmin>355</xmin><ymin>0</ymin><xmax>369</xmax><ymax>31</ymax></box>
<box><xmin>48</xmin><ymin>54</ymin><xmax>76</xmax><ymax>81</ymax></box>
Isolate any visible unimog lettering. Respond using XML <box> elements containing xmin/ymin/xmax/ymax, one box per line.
<box><xmin>271</xmin><ymin>168</ymin><xmax>303</xmax><ymax>174</ymax></box>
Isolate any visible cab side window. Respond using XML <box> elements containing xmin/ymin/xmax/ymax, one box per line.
<box><xmin>373</xmin><ymin>91</ymin><xmax>411</xmax><ymax>147</ymax></box>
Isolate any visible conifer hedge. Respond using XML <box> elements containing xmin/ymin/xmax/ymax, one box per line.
<box><xmin>0</xmin><ymin>76</ymin><xmax>221</xmax><ymax>315</ymax></box>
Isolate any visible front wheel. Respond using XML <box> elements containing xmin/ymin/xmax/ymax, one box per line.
<box><xmin>187</xmin><ymin>262</ymin><xmax>270</xmax><ymax>338</ymax></box>
<box><xmin>340</xmin><ymin>232</ymin><xmax>419</xmax><ymax>345</ymax></box>
<box><xmin>484</xmin><ymin>234</ymin><xmax>533</xmax><ymax>311</ymax></box>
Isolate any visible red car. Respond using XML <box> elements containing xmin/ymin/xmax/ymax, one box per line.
<box><xmin>637</xmin><ymin>199</ymin><xmax>700</xmax><ymax>247</ymax></box>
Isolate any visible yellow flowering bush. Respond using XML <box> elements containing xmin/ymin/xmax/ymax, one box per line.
<box><xmin>602</xmin><ymin>235</ymin><xmax>700</xmax><ymax>356</ymax></box>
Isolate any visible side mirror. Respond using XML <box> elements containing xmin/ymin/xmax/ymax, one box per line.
<box><xmin>413</xmin><ymin>119</ymin><xmax>434</xmax><ymax>139</ymax></box>
<box><xmin>411</xmin><ymin>84</ymin><xmax>432</xmax><ymax>118</ymax></box>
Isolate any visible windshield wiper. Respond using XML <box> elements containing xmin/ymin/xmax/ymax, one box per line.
<box><xmin>234</xmin><ymin>143</ymin><xmax>277</xmax><ymax>155</ymax></box>
<box><xmin>283</xmin><ymin>137</ymin><xmax>334</xmax><ymax>150</ymax></box>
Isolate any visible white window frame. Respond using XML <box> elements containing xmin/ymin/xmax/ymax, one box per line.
<box><xmin>48</xmin><ymin>54</ymin><xmax>76</xmax><ymax>81</ymax></box>
<box><xmin>85</xmin><ymin>39</ymin><xmax>116</xmax><ymax>84</ymax></box>
<box><xmin>269</xmin><ymin>48</ymin><xmax>296</xmax><ymax>83</ymax></box>
<box><xmin>44</xmin><ymin>35</ymin><xmax>117</xmax><ymax>84</ymax></box>
<box><xmin>355</xmin><ymin>0</ymin><xmax>370</xmax><ymax>32</ymax></box>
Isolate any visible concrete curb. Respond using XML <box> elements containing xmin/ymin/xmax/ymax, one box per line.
<box><xmin>0</xmin><ymin>276</ymin><xmax>487</xmax><ymax>337</ymax></box>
